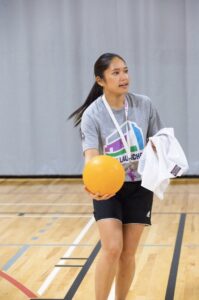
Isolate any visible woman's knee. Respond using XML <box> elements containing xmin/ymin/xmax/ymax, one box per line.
<box><xmin>119</xmin><ymin>249</ymin><xmax>135</xmax><ymax>264</ymax></box>
<box><xmin>101</xmin><ymin>243</ymin><xmax>123</xmax><ymax>261</ymax></box>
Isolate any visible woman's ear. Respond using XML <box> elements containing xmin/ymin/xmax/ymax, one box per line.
<box><xmin>96</xmin><ymin>76</ymin><xmax>104</xmax><ymax>87</ymax></box>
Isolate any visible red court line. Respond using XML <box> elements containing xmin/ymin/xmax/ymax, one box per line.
<box><xmin>0</xmin><ymin>270</ymin><xmax>38</xmax><ymax>298</ymax></box>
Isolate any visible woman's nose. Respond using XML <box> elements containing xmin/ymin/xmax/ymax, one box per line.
<box><xmin>121</xmin><ymin>72</ymin><xmax>128</xmax><ymax>80</ymax></box>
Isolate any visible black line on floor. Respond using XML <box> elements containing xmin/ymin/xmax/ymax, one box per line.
<box><xmin>165</xmin><ymin>213</ymin><xmax>186</xmax><ymax>300</ymax></box>
<box><xmin>55</xmin><ymin>265</ymin><xmax>84</xmax><ymax>267</ymax></box>
<box><xmin>63</xmin><ymin>240</ymin><xmax>101</xmax><ymax>300</ymax></box>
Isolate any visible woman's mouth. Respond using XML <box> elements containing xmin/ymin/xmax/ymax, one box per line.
<box><xmin>119</xmin><ymin>83</ymin><xmax>128</xmax><ymax>88</ymax></box>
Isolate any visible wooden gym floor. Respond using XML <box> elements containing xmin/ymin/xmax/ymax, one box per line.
<box><xmin>0</xmin><ymin>178</ymin><xmax>198</xmax><ymax>300</ymax></box>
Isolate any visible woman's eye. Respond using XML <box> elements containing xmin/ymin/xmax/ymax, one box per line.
<box><xmin>113</xmin><ymin>71</ymin><xmax>119</xmax><ymax>75</ymax></box>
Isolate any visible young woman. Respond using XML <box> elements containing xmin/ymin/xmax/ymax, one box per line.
<box><xmin>69</xmin><ymin>53</ymin><xmax>163</xmax><ymax>300</ymax></box>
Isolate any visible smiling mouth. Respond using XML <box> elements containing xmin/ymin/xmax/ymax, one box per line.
<box><xmin>119</xmin><ymin>83</ymin><xmax>128</xmax><ymax>87</ymax></box>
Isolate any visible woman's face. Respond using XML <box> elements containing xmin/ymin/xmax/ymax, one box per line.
<box><xmin>98</xmin><ymin>57</ymin><xmax>129</xmax><ymax>96</ymax></box>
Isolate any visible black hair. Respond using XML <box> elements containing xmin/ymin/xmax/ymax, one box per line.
<box><xmin>68</xmin><ymin>53</ymin><xmax>126</xmax><ymax>126</ymax></box>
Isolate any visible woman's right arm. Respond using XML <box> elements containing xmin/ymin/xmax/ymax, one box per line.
<box><xmin>84</xmin><ymin>148</ymin><xmax>99</xmax><ymax>164</ymax></box>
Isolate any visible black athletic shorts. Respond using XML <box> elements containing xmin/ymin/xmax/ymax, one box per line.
<box><xmin>93</xmin><ymin>181</ymin><xmax>153</xmax><ymax>225</ymax></box>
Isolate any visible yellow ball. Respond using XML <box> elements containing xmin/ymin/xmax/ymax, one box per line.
<box><xmin>83</xmin><ymin>155</ymin><xmax>125</xmax><ymax>195</ymax></box>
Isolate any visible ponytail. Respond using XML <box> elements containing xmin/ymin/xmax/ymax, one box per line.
<box><xmin>68</xmin><ymin>82</ymin><xmax>103</xmax><ymax>127</ymax></box>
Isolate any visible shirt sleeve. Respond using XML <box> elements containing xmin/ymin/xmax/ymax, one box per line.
<box><xmin>147</xmin><ymin>99</ymin><xmax>164</xmax><ymax>138</ymax></box>
<box><xmin>80</xmin><ymin>111</ymin><xmax>99</xmax><ymax>153</ymax></box>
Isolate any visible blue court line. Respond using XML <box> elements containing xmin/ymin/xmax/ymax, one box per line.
<box><xmin>39</xmin><ymin>229</ymin><xmax>47</xmax><ymax>233</ymax></box>
<box><xmin>2</xmin><ymin>218</ymin><xmax>57</xmax><ymax>271</ymax></box>
<box><xmin>2</xmin><ymin>244</ymin><xmax>30</xmax><ymax>271</ymax></box>
<box><xmin>31</xmin><ymin>236</ymin><xmax>39</xmax><ymax>240</ymax></box>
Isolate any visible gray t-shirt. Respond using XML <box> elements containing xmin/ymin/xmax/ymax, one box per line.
<box><xmin>81</xmin><ymin>92</ymin><xmax>164</xmax><ymax>182</ymax></box>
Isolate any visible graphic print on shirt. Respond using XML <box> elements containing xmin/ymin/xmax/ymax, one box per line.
<box><xmin>103</xmin><ymin>121</ymin><xmax>144</xmax><ymax>181</ymax></box>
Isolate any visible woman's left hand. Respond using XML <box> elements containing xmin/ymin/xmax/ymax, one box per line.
<box><xmin>151</xmin><ymin>141</ymin><xmax>157</xmax><ymax>152</ymax></box>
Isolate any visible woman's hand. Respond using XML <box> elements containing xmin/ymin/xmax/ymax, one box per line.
<box><xmin>84</xmin><ymin>186</ymin><xmax>115</xmax><ymax>200</ymax></box>
<box><xmin>151</xmin><ymin>141</ymin><xmax>157</xmax><ymax>152</ymax></box>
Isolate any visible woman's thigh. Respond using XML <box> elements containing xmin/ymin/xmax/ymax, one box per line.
<box><xmin>122</xmin><ymin>223</ymin><xmax>144</xmax><ymax>255</ymax></box>
<box><xmin>97</xmin><ymin>219</ymin><xmax>123</xmax><ymax>251</ymax></box>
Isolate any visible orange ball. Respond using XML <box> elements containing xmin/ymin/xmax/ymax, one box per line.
<box><xmin>83</xmin><ymin>155</ymin><xmax>125</xmax><ymax>195</ymax></box>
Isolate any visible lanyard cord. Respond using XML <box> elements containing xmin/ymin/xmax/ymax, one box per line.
<box><xmin>125</xmin><ymin>100</ymin><xmax>131</xmax><ymax>156</ymax></box>
<box><xmin>102</xmin><ymin>94</ymin><xmax>131</xmax><ymax>160</ymax></box>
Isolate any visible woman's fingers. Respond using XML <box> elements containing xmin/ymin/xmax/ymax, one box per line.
<box><xmin>84</xmin><ymin>186</ymin><xmax>91</xmax><ymax>193</ymax></box>
<box><xmin>150</xmin><ymin>141</ymin><xmax>157</xmax><ymax>152</ymax></box>
<box><xmin>84</xmin><ymin>186</ymin><xmax>115</xmax><ymax>200</ymax></box>
<box><xmin>101</xmin><ymin>193</ymin><xmax>115</xmax><ymax>199</ymax></box>
<box><xmin>94</xmin><ymin>193</ymin><xmax>115</xmax><ymax>200</ymax></box>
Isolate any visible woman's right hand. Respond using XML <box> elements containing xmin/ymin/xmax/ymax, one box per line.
<box><xmin>84</xmin><ymin>186</ymin><xmax>115</xmax><ymax>201</ymax></box>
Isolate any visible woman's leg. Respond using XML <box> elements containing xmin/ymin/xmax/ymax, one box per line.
<box><xmin>95</xmin><ymin>218</ymin><xmax>123</xmax><ymax>300</ymax></box>
<box><xmin>115</xmin><ymin>224</ymin><xmax>145</xmax><ymax>300</ymax></box>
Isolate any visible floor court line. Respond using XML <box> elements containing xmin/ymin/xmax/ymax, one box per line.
<box><xmin>108</xmin><ymin>281</ymin><xmax>115</xmax><ymax>300</ymax></box>
<box><xmin>0</xmin><ymin>270</ymin><xmax>38</xmax><ymax>298</ymax></box>
<box><xmin>165</xmin><ymin>213</ymin><xmax>186</xmax><ymax>300</ymax></box>
<box><xmin>0</xmin><ymin>211</ymin><xmax>198</xmax><ymax>214</ymax></box>
<box><xmin>0</xmin><ymin>214</ymin><xmax>92</xmax><ymax>218</ymax></box>
<box><xmin>37</xmin><ymin>216</ymin><xmax>95</xmax><ymax>296</ymax></box>
<box><xmin>63</xmin><ymin>241</ymin><xmax>101</xmax><ymax>300</ymax></box>
<box><xmin>2</xmin><ymin>218</ymin><xmax>58</xmax><ymax>271</ymax></box>
<box><xmin>0</xmin><ymin>202</ymin><xmax>92</xmax><ymax>206</ymax></box>
<box><xmin>0</xmin><ymin>211</ymin><xmax>91</xmax><ymax>216</ymax></box>
<box><xmin>2</xmin><ymin>244</ymin><xmax>30</xmax><ymax>271</ymax></box>
<box><xmin>0</xmin><ymin>212</ymin><xmax>198</xmax><ymax>218</ymax></box>
<box><xmin>55</xmin><ymin>264</ymin><xmax>84</xmax><ymax>267</ymax></box>
<box><xmin>0</xmin><ymin>243</ymin><xmax>95</xmax><ymax>247</ymax></box>
<box><xmin>0</xmin><ymin>192</ymin><xmax>84</xmax><ymax>195</ymax></box>
<box><xmin>0</xmin><ymin>243</ymin><xmax>174</xmax><ymax>248</ymax></box>
<box><xmin>64</xmin><ymin>212</ymin><xmax>190</xmax><ymax>300</ymax></box>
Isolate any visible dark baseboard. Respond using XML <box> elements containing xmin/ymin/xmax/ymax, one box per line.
<box><xmin>0</xmin><ymin>175</ymin><xmax>82</xmax><ymax>179</ymax></box>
